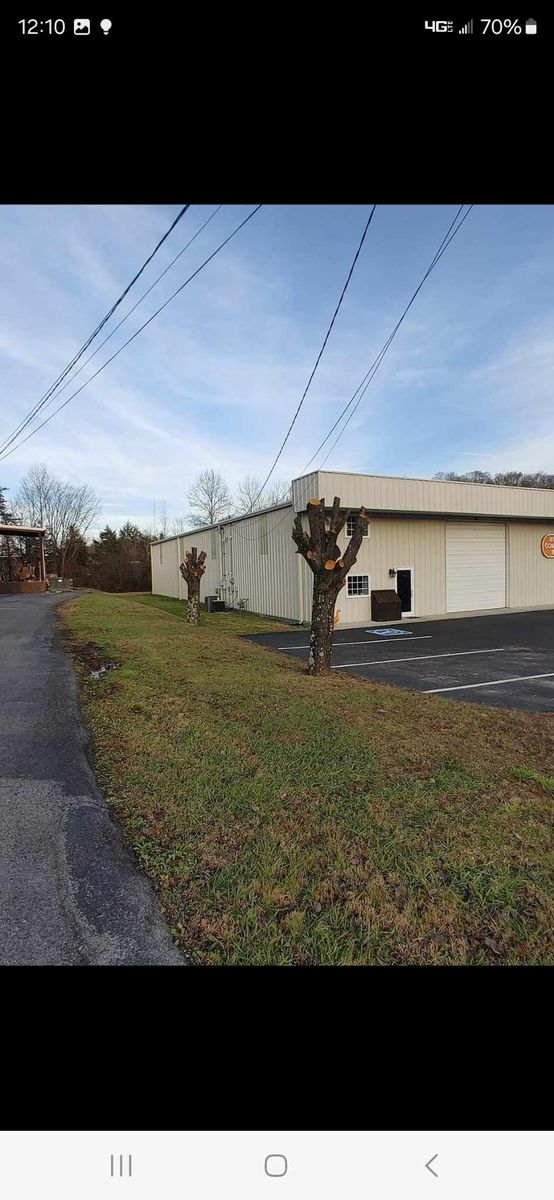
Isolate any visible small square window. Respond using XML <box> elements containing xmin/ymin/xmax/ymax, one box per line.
<box><xmin>346</xmin><ymin>514</ymin><xmax>369</xmax><ymax>537</ymax></box>
<box><xmin>347</xmin><ymin>574</ymin><xmax>369</xmax><ymax>597</ymax></box>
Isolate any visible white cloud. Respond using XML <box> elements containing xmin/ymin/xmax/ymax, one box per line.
<box><xmin>4</xmin><ymin>204</ymin><xmax>554</xmax><ymax>537</ymax></box>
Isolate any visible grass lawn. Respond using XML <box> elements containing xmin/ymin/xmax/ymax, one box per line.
<box><xmin>60</xmin><ymin>591</ymin><xmax>554</xmax><ymax>965</ymax></box>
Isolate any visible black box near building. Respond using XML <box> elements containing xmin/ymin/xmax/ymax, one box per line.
<box><xmin>371</xmin><ymin>589</ymin><xmax>402</xmax><ymax>622</ymax></box>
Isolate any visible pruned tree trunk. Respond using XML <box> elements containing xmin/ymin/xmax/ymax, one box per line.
<box><xmin>187</xmin><ymin>580</ymin><xmax>200</xmax><ymax>625</ymax></box>
<box><xmin>292</xmin><ymin>496</ymin><xmax>370</xmax><ymax>676</ymax></box>
<box><xmin>309</xmin><ymin>577</ymin><xmax>336</xmax><ymax>674</ymax></box>
<box><xmin>179</xmin><ymin>546</ymin><xmax>207</xmax><ymax>626</ymax></box>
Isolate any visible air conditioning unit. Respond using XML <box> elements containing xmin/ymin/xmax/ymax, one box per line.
<box><xmin>204</xmin><ymin>596</ymin><xmax>226</xmax><ymax>613</ymax></box>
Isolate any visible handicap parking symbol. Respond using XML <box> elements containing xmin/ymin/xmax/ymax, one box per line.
<box><xmin>366</xmin><ymin>627</ymin><xmax>413</xmax><ymax>637</ymax></box>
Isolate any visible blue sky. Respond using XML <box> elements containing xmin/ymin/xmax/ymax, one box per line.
<box><xmin>1</xmin><ymin>203</ymin><xmax>553</xmax><ymax>536</ymax></box>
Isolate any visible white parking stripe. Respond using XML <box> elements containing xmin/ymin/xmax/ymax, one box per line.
<box><xmin>424</xmin><ymin>672</ymin><xmax>554</xmax><ymax>694</ymax></box>
<box><xmin>331</xmin><ymin>647</ymin><xmax>510</xmax><ymax>669</ymax></box>
<box><xmin>278</xmin><ymin>636</ymin><xmax>433</xmax><ymax>650</ymax></box>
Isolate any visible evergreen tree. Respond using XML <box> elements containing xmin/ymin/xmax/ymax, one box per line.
<box><xmin>0</xmin><ymin>486</ymin><xmax>14</xmax><ymax>524</ymax></box>
<box><xmin>87</xmin><ymin>525</ymin><xmax>152</xmax><ymax>592</ymax></box>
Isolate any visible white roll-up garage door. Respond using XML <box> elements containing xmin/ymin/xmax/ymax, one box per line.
<box><xmin>446</xmin><ymin>522</ymin><xmax>506</xmax><ymax>612</ymax></box>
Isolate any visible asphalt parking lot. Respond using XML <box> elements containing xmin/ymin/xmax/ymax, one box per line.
<box><xmin>246</xmin><ymin>609</ymin><xmax>554</xmax><ymax>711</ymax></box>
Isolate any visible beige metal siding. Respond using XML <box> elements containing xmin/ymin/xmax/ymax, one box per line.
<box><xmin>291</xmin><ymin>472</ymin><xmax>320</xmax><ymax>513</ymax></box>
<box><xmin>150</xmin><ymin>537</ymin><xmax>180</xmax><ymax>598</ymax></box>
<box><xmin>337</xmin><ymin>517</ymin><xmax>446</xmax><ymax>622</ymax></box>
<box><xmin>229</xmin><ymin>505</ymin><xmax>300</xmax><ymax>620</ymax></box>
<box><xmin>446</xmin><ymin>523</ymin><xmax>506</xmax><ymax>612</ymax></box>
<box><xmin>286</xmin><ymin>512</ymin><xmax>447</xmax><ymax>624</ymax></box>
<box><xmin>151</xmin><ymin>505</ymin><xmax>554</xmax><ymax>620</ymax></box>
<box><xmin>151</xmin><ymin>508</ymin><xmax>299</xmax><ymax>618</ymax></box>
<box><xmin>292</xmin><ymin>470</ymin><xmax>554</xmax><ymax>521</ymax></box>
<box><xmin>151</xmin><ymin>530</ymin><xmax>222</xmax><ymax>601</ymax></box>
<box><xmin>507</xmin><ymin>523</ymin><xmax>554</xmax><ymax>607</ymax></box>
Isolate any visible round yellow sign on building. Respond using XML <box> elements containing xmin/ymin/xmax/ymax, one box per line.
<box><xmin>541</xmin><ymin>534</ymin><xmax>554</xmax><ymax>558</ymax></box>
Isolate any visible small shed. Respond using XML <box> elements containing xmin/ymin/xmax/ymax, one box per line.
<box><xmin>0</xmin><ymin>524</ymin><xmax>48</xmax><ymax>593</ymax></box>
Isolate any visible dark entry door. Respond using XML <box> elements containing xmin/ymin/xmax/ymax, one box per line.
<box><xmin>396</xmin><ymin>569</ymin><xmax>412</xmax><ymax>613</ymax></box>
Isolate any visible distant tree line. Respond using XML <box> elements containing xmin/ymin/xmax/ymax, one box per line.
<box><xmin>434</xmin><ymin>470</ymin><xmax>554</xmax><ymax>488</ymax></box>
<box><xmin>3</xmin><ymin>462</ymin><xmax>293</xmax><ymax>595</ymax></box>
<box><xmin>72</xmin><ymin>524</ymin><xmax>153</xmax><ymax>592</ymax></box>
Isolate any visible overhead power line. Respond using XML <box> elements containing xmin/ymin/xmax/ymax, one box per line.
<box><xmin>312</xmin><ymin>205</ymin><xmax>473</xmax><ymax>470</ymax></box>
<box><xmin>0</xmin><ymin>204</ymin><xmax>191</xmax><ymax>458</ymax></box>
<box><xmin>234</xmin><ymin>203</ymin><xmax>473</xmax><ymax>544</ymax></box>
<box><xmin>0</xmin><ymin>206</ymin><xmax>262</xmax><ymax>462</ymax></box>
<box><xmin>247</xmin><ymin>205</ymin><xmax>377</xmax><ymax>513</ymax></box>
<box><xmin>3</xmin><ymin>205</ymin><xmax>223</xmax><ymax>444</ymax></box>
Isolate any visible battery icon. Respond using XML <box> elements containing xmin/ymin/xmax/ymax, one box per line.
<box><xmin>525</xmin><ymin>17</ymin><xmax>537</xmax><ymax>33</ymax></box>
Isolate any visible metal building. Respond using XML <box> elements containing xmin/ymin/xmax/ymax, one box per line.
<box><xmin>150</xmin><ymin>470</ymin><xmax>554</xmax><ymax>626</ymax></box>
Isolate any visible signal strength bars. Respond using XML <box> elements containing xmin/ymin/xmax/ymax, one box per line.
<box><xmin>459</xmin><ymin>18</ymin><xmax>473</xmax><ymax>33</ymax></box>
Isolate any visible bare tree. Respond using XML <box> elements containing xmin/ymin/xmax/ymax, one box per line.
<box><xmin>264</xmin><ymin>479</ymin><xmax>291</xmax><ymax>506</ymax></box>
<box><xmin>187</xmin><ymin>469</ymin><xmax>234</xmax><ymax>527</ymax></box>
<box><xmin>236</xmin><ymin>474</ymin><xmax>291</xmax><ymax>514</ymax></box>
<box><xmin>171</xmin><ymin>516</ymin><xmax>190</xmax><ymax>535</ymax></box>
<box><xmin>236</xmin><ymin>474</ymin><xmax>264</xmax><ymax>513</ymax></box>
<box><xmin>293</xmin><ymin>496</ymin><xmax>369</xmax><ymax>675</ymax></box>
<box><xmin>15</xmin><ymin>463</ymin><xmax>100</xmax><ymax>577</ymax></box>
<box><xmin>179</xmin><ymin>547</ymin><xmax>207</xmax><ymax>624</ymax></box>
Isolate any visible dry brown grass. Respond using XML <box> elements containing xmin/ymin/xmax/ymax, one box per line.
<box><xmin>60</xmin><ymin>592</ymin><xmax>554</xmax><ymax>965</ymax></box>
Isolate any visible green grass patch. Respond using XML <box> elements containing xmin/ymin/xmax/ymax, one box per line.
<box><xmin>121</xmin><ymin>591</ymin><xmax>293</xmax><ymax>635</ymax></box>
<box><xmin>60</xmin><ymin>592</ymin><xmax>554</xmax><ymax>965</ymax></box>
<box><xmin>513</xmin><ymin>765</ymin><xmax>554</xmax><ymax>793</ymax></box>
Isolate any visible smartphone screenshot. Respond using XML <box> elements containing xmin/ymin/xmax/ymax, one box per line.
<box><xmin>0</xmin><ymin>9</ymin><xmax>551</xmax><ymax>992</ymax></box>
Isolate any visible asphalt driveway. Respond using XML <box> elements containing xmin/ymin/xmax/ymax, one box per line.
<box><xmin>246</xmin><ymin>609</ymin><xmax>554</xmax><ymax>712</ymax></box>
<box><xmin>0</xmin><ymin>593</ymin><xmax>183</xmax><ymax>965</ymax></box>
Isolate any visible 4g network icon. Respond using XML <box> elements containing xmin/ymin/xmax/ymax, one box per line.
<box><xmin>424</xmin><ymin>20</ymin><xmax>454</xmax><ymax>32</ymax></box>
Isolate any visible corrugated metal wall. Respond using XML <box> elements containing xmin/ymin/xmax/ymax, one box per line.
<box><xmin>150</xmin><ymin>537</ymin><xmax>181</xmax><ymax>598</ymax></box>
<box><xmin>295</xmin><ymin>514</ymin><xmax>446</xmax><ymax>625</ymax></box>
<box><xmin>150</xmin><ymin>485</ymin><xmax>554</xmax><ymax>620</ymax></box>
<box><xmin>228</xmin><ymin>505</ymin><xmax>300</xmax><ymax>620</ymax></box>
<box><xmin>151</xmin><ymin>508</ymin><xmax>303</xmax><ymax>620</ymax></box>
<box><xmin>328</xmin><ymin>517</ymin><xmax>446</xmax><ymax>623</ymax></box>
<box><xmin>507</xmin><ymin>523</ymin><xmax>554</xmax><ymax>607</ymax></box>
<box><xmin>291</xmin><ymin>471</ymin><xmax>319</xmax><ymax>514</ymax></box>
<box><xmin>295</xmin><ymin>470</ymin><xmax>554</xmax><ymax>521</ymax></box>
<box><xmin>150</xmin><ymin>531</ymin><xmax>222</xmax><ymax>601</ymax></box>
